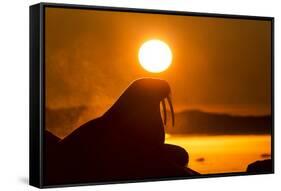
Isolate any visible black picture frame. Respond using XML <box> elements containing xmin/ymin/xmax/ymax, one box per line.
<box><xmin>30</xmin><ymin>2</ymin><xmax>274</xmax><ymax>188</ymax></box>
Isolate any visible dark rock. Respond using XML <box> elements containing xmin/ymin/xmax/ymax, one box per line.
<box><xmin>246</xmin><ymin>159</ymin><xmax>272</xmax><ymax>173</ymax></box>
<box><xmin>196</xmin><ymin>157</ymin><xmax>205</xmax><ymax>162</ymax></box>
<box><xmin>260</xmin><ymin>153</ymin><xmax>271</xmax><ymax>158</ymax></box>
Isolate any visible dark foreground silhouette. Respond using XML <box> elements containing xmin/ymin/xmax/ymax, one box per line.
<box><xmin>45</xmin><ymin>78</ymin><xmax>199</xmax><ymax>185</ymax></box>
<box><xmin>247</xmin><ymin>159</ymin><xmax>272</xmax><ymax>173</ymax></box>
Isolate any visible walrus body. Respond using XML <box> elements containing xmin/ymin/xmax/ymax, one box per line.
<box><xmin>45</xmin><ymin>78</ymin><xmax>194</xmax><ymax>185</ymax></box>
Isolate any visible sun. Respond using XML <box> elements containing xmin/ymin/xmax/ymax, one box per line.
<box><xmin>138</xmin><ymin>39</ymin><xmax>173</xmax><ymax>73</ymax></box>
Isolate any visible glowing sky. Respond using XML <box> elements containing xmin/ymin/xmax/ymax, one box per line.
<box><xmin>45</xmin><ymin>7</ymin><xmax>272</xmax><ymax>117</ymax></box>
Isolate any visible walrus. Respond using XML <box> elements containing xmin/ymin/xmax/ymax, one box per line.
<box><xmin>45</xmin><ymin>78</ymin><xmax>192</xmax><ymax>185</ymax></box>
<box><xmin>102</xmin><ymin>78</ymin><xmax>175</xmax><ymax>147</ymax></box>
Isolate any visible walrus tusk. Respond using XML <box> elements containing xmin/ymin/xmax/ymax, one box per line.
<box><xmin>161</xmin><ymin>99</ymin><xmax>167</xmax><ymax>125</ymax></box>
<box><xmin>167</xmin><ymin>93</ymin><xmax>175</xmax><ymax>127</ymax></box>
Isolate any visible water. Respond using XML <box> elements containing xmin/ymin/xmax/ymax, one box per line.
<box><xmin>165</xmin><ymin>134</ymin><xmax>271</xmax><ymax>174</ymax></box>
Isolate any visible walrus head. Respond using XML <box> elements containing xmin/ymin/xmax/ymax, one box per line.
<box><xmin>103</xmin><ymin>78</ymin><xmax>174</xmax><ymax>146</ymax></box>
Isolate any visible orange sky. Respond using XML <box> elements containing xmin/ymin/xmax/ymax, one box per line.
<box><xmin>45</xmin><ymin>7</ymin><xmax>272</xmax><ymax>118</ymax></box>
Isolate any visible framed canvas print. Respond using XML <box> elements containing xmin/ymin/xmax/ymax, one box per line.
<box><xmin>29</xmin><ymin>2</ymin><xmax>274</xmax><ymax>188</ymax></box>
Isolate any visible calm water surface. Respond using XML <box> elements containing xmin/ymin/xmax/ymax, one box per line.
<box><xmin>165</xmin><ymin>135</ymin><xmax>271</xmax><ymax>174</ymax></box>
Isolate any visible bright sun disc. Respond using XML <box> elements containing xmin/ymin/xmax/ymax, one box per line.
<box><xmin>138</xmin><ymin>40</ymin><xmax>172</xmax><ymax>73</ymax></box>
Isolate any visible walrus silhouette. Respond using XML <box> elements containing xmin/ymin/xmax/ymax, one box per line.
<box><xmin>45</xmin><ymin>78</ymin><xmax>193</xmax><ymax>185</ymax></box>
<box><xmin>102</xmin><ymin>78</ymin><xmax>175</xmax><ymax>147</ymax></box>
